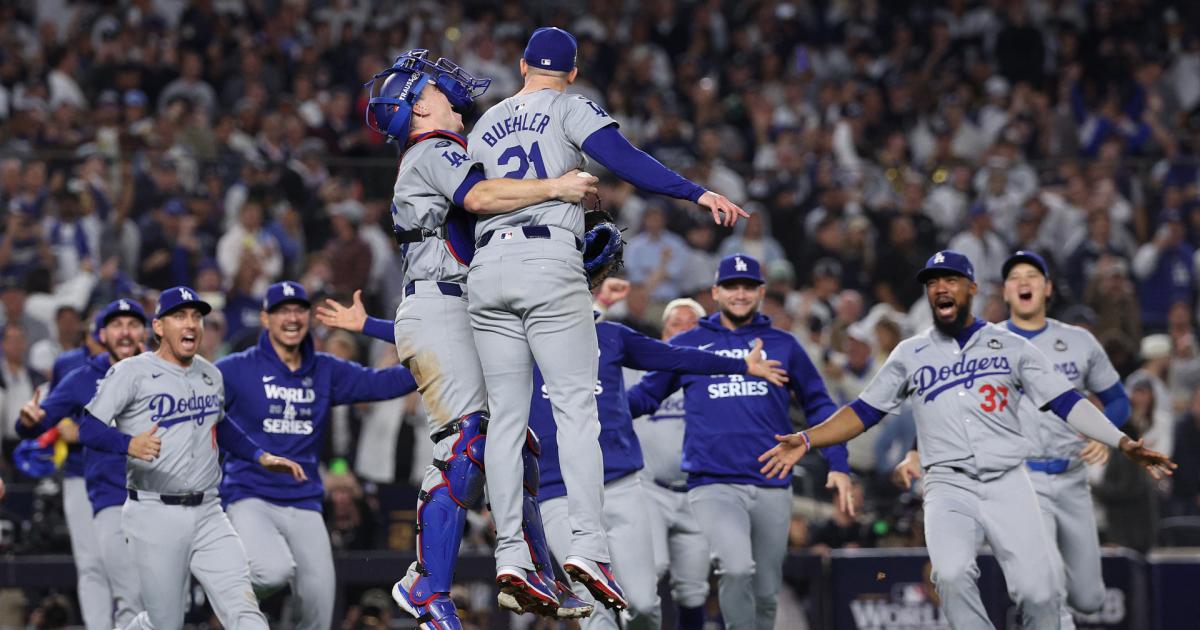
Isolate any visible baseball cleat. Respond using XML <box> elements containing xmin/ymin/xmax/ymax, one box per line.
<box><xmin>563</xmin><ymin>556</ymin><xmax>628</xmax><ymax>610</ymax></box>
<box><xmin>496</xmin><ymin>566</ymin><xmax>559</xmax><ymax>616</ymax></box>
<box><xmin>392</xmin><ymin>572</ymin><xmax>463</xmax><ymax>630</ymax></box>
<box><xmin>553</xmin><ymin>580</ymin><xmax>595</xmax><ymax>618</ymax></box>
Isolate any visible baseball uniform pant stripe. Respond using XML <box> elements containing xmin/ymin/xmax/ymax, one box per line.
<box><xmin>123</xmin><ymin>496</ymin><xmax>267</xmax><ymax>630</ymax></box>
<box><xmin>687</xmin><ymin>484</ymin><xmax>790</xmax><ymax>630</ymax></box>
<box><xmin>923</xmin><ymin>466</ymin><xmax>1063</xmax><ymax>630</ymax></box>
<box><xmin>226</xmin><ymin>498</ymin><xmax>335</xmax><ymax>630</ymax></box>
<box><xmin>542</xmin><ymin>474</ymin><xmax>662</xmax><ymax>630</ymax></box>
<box><xmin>469</xmin><ymin>238</ymin><xmax>610</xmax><ymax>568</ymax></box>
<box><xmin>63</xmin><ymin>476</ymin><xmax>113</xmax><ymax>630</ymax></box>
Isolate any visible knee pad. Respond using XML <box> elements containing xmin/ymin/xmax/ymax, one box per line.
<box><xmin>413</xmin><ymin>412</ymin><xmax>488</xmax><ymax>598</ymax></box>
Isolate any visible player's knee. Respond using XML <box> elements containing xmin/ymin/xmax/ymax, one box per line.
<box><xmin>1014</xmin><ymin>582</ymin><xmax>1057</xmax><ymax>612</ymax></box>
<box><xmin>625</xmin><ymin>585</ymin><xmax>660</xmax><ymax>617</ymax></box>
<box><xmin>714</xmin><ymin>556</ymin><xmax>754</xmax><ymax>582</ymax></box>
<box><xmin>1069</xmin><ymin>582</ymin><xmax>1106</xmax><ymax>614</ymax></box>
<box><xmin>932</xmin><ymin>562</ymin><xmax>977</xmax><ymax>597</ymax></box>
<box><xmin>247</xmin><ymin>554</ymin><xmax>294</xmax><ymax>593</ymax></box>
<box><xmin>671</xmin><ymin>577</ymin><xmax>709</xmax><ymax>608</ymax></box>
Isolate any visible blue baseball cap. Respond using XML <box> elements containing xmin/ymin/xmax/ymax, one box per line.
<box><xmin>98</xmin><ymin>298</ymin><xmax>148</xmax><ymax>329</ymax></box>
<box><xmin>155</xmin><ymin>286</ymin><xmax>212</xmax><ymax>318</ymax></box>
<box><xmin>916</xmin><ymin>250</ymin><xmax>975</xmax><ymax>284</ymax></box>
<box><xmin>524</xmin><ymin>27</ymin><xmax>578</xmax><ymax>72</ymax></box>
<box><xmin>262</xmin><ymin>281</ymin><xmax>311</xmax><ymax>312</ymax></box>
<box><xmin>123</xmin><ymin>89</ymin><xmax>147</xmax><ymax>108</ymax></box>
<box><xmin>715</xmin><ymin>253</ymin><xmax>764</xmax><ymax>285</ymax></box>
<box><xmin>1002</xmin><ymin>250</ymin><xmax>1049</xmax><ymax>279</ymax></box>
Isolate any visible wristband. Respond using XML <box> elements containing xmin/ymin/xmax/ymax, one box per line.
<box><xmin>799</xmin><ymin>431</ymin><xmax>811</xmax><ymax>450</ymax></box>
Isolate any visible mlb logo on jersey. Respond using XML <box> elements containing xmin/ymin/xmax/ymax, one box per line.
<box><xmin>499</xmin><ymin>230</ymin><xmax>515</xmax><ymax>240</ymax></box>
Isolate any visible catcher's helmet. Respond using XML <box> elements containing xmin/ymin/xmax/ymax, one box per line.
<box><xmin>364</xmin><ymin>50</ymin><xmax>491</xmax><ymax>142</ymax></box>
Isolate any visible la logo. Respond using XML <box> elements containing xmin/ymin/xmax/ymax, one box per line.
<box><xmin>118</xmin><ymin>299</ymin><xmax>130</xmax><ymax>311</ymax></box>
<box><xmin>283</xmin><ymin>283</ymin><xmax>295</xmax><ymax>297</ymax></box>
<box><xmin>180</xmin><ymin>289</ymin><xmax>193</xmax><ymax>301</ymax></box>
<box><xmin>934</xmin><ymin>252</ymin><xmax>946</xmax><ymax>264</ymax></box>
<box><xmin>735</xmin><ymin>257</ymin><xmax>748</xmax><ymax>272</ymax></box>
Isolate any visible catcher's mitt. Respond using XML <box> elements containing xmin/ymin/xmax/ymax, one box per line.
<box><xmin>583</xmin><ymin>209</ymin><xmax>624</xmax><ymax>289</ymax></box>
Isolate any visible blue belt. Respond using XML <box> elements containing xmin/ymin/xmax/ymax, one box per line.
<box><xmin>128</xmin><ymin>488</ymin><xmax>206</xmax><ymax>506</ymax></box>
<box><xmin>477</xmin><ymin>225</ymin><xmax>583</xmax><ymax>251</ymax></box>
<box><xmin>655</xmin><ymin>479</ymin><xmax>688</xmax><ymax>494</ymax></box>
<box><xmin>1026</xmin><ymin>459</ymin><xmax>1070</xmax><ymax>475</ymax></box>
<box><xmin>404</xmin><ymin>281</ymin><xmax>464</xmax><ymax>298</ymax></box>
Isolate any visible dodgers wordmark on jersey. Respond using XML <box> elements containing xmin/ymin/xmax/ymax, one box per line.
<box><xmin>1005</xmin><ymin>319</ymin><xmax>1123</xmax><ymax>462</ymax></box>
<box><xmin>86</xmin><ymin>351</ymin><xmax>227</xmax><ymax>495</ymax></box>
<box><xmin>469</xmin><ymin>91</ymin><xmax>614</xmax><ymax>237</ymax></box>
<box><xmin>857</xmin><ymin>322</ymin><xmax>1076</xmax><ymax>479</ymax></box>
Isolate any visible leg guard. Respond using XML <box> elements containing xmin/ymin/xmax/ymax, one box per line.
<box><xmin>500</xmin><ymin>430</ymin><xmax>593</xmax><ymax>618</ymax></box>
<box><xmin>411</xmin><ymin>413</ymin><xmax>488</xmax><ymax>600</ymax></box>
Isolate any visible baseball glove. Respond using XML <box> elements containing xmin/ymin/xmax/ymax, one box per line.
<box><xmin>583</xmin><ymin>209</ymin><xmax>624</xmax><ymax>289</ymax></box>
<box><xmin>14</xmin><ymin>428</ymin><xmax>65</xmax><ymax>478</ymax></box>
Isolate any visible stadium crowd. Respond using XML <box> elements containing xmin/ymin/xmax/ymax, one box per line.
<box><xmin>0</xmin><ymin>0</ymin><xmax>1200</xmax><ymax>626</ymax></box>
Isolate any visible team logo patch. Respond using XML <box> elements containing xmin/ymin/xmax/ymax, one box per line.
<box><xmin>435</xmin><ymin>140</ymin><xmax>451</xmax><ymax>148</ymax></box>
<box><xmin>282</xmin><ymin>283</ymin><xmax>296</xmax><ymax>297</ymax></box>
<box><xmin>987</xmin><ymin>339</ymin><xmax>1002</xmax><ymax>349</ymax></box>
<box><xmin>1054</xmin><ymin>339</ymin><xmax>1068</xmax><ymax>352</ymax></box>
<box><xmin>933</xmin><ymin>252</ymin><xmax>945</xmax><ymax>264</ymax></box>
<box><xmin>302</xmin><ymin>377</ymin><xmax>313</xmax><ymax>388</ymax></box>
<box><xmin>118</xmin><ymin>299</ymin><xmax>131</xmax><ymax>311</ymax></box>
<box><xmin>499</xmin><ymin>230</ymin><xmax>515</xmax><ymax>240</ymax></box>
<box><xmin>202</xmin><ymin>373</ymin><xmax>214</xmax><ymax>386</ymax></box>
<box><xmin>735</xmin><ymin>257</ymin><xmax>748</xmax><ymax>272</ymax></box>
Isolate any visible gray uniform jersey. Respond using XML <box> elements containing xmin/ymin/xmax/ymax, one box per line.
<box><xmin>1010</xmin><ymin>319</ymin><xmax>1121</xmax><ymax>462</ymax></box>
<box><xmin>633</xmin><ymin>388</ymin><xmax>687</xmax><ymax>489</ymax></box>
<box><xmin>859</xmin><ymin>324</ymin><xmax>1075</xmax><ymax>480</ymax></box>
<box><xmin>87</xmin><ymin>352</ymin><xmax>226</xmax><ymax>494</ymax></box>
<box><xmin>468</xmin><ymin>89</ymin><xmax>615</xmax><ymax>238</ymax></box>
<box><xmin>392</xmin><ymin>137</ymin><xmax>483</xmax><ymax>285</ymax></box>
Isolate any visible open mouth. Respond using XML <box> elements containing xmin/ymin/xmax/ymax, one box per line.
<box><xmin>282</xmin><ymin>323</ymin><xmax>303</xmax><ymax>333</ymax></box>
<box><xmin>180</xmin><ymin>332</ymin><xmax>197</xmax><ymax>350</ymax></box>
<box><xmin>934</xmin><ymin>296</ymin><xmax>956</xmax><ymax>319</ymax></box>
<box><xmin>1017</xmin><ymin>289</ymin><xmax>1033</xmax><ymax>303</ymax></box>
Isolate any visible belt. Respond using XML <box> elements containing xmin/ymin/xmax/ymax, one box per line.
<box><xmin>431</xmin><ymin>415</ymin><xmax>490</xmax><ymax>444</ymax></box>
<box><xmin>928</xmin><ymin>465</ymin><xmax>980</xmax><ymax>480</ymax></box>
<box><xmin>654</xmin><ymin>479</ymin><xmax>688</xmax><ymax>494</ymax></box>
<box><xmin>128</xmin><ymin>488</ymin><xmax>206</xmax><ymax>507</ymax></box>
<box><xmin>476</xmin><ymin>225</ymin><xmax>583</xmax><ymax>251</ymax></box>
<box><xmin>404</xmin><ymin>280</ymin><xmax>464</xmax><ymax>298</ymax></box>
<box><xmin>1026</xmin><ymin>458</ymin><xmax>1071</xmax><ymax>475</ymax></box>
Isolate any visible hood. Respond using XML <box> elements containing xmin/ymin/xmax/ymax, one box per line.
<box><xmin>256</xmin><ymin>329</ymin><xmax>317</xmax><ymax>376</ymax></box>
<box><xmin>697</xmin><ymin>312</ymin><xmax>774</xmax><ymax>334</ymax></box>
<box><xmin>87</xmin><ymin>352</ymin><xmax>113</xmax><ymax>372</ymax></box>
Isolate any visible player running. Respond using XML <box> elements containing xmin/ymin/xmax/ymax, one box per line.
<box><xmin>16</xmin><ymin>300</ymin><xmax>147</xmax><ymax>629</ymax></box>
<box><xmin>630</xmin><ymin>299</ymin><xmax>716</xmax><ymax>630</ymax></box>
<box><xmin>216</xmin><ymin>281</ymin><xmax>418</xmax><ymax>630</ymax></box>
<box><xmin>75</xmin><ymin>286</ymin><xmax>305</xmax><ymax>630</ymax></box>
<box><xmin>465</xmin><ymin>26</ymin><xmax>747</xmax><ymax>610</ymax></box>
<box><xmin>893</xmin><ymin>250</ymin><xmax>1130</xmax><ymax>628</ymax></box>
<box><xmin>760</xmin><ymin>250</ymin><xmax>1174</xmax><ymax>630</ymax></box>
<box><xmin>361</xmin><ymin>49</ymin><xmax>598</xmax><ymax>624</ymax></box>
<box><xmin>627</xmin><ymin>254</ymin><xmax>852</xmax><ymax>630</ymax></box>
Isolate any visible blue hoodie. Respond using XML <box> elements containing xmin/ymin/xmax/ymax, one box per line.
<box><xmin>628</xmin><ymin>313</ymin><xmax>848</xmax><ymax>489</ymax></box>
<box><xmin>19</xmin><ymin>353</ymin><xmax>126</xmax><ymax>514</ymax></box>
<box><xmin>529</xmin><ymin>320</ymin><xmax>748</xmax><ymax>501</ymax></box>
<box><xmin>216</xmin><ymin>331</ymin><xmax>417</xmax><ymax>511</ymax></box>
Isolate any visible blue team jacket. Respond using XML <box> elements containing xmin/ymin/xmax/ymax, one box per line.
<box><xmin>529</xmin><ymin>320</ymin><xmax>747</xmax><ymax>502</ymax></box>
<box><xmin>20</xmin><ymin>353</ymin><xmax>126</xmax><ymax>514</ymax></box>
<box><xmin>628</xmin><ymin>313</ymin><xmax>848</xmax><ymax>489</ymax></box>
<box><xmin>42</xmin><ymin>347</ymin><xmax>92</xmax><ymax>476</ymax></box>
<box><xmin>216</xmin><ymin>331</ymin><xmax>417</xmax><ymax>511</ymax></box>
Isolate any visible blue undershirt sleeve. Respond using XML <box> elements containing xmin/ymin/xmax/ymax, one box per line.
<box><xmin>362</xmin><ymin>316</ymin><xmax>396</xmax><ymax>344</ymax></box>
<box><xmin>849</xmin><ymin>398</ymin><xmax>887</xmax><ymax>429</ymax></box>
<box><xmin>77</xmin><ymin>414</ymin><xmax>133</xmax><ymax>455</ymax></box>
<box><xmin>1044</xmin><ymin>390</ymin><xmax>1085</xmax><ymax>420</ymax></box>
<box><xmin>581</xmin><ymin>126</ymin><xmax>706</xmax><ymax>203</ymax></box>
<box><xmin>215</xmin><ymin>418</ymin><xmax>265</xmax><ymax>463</ymax></box>
<box><xmin>1097</xmin><ymin>383</ymin><xmax>1131</xmax><ymax>428</ymax></box>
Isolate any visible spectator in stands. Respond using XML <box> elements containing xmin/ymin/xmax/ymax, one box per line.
<box><xmin>1085</xmin><ymin>255</ymin><xmax>1143</xmax><ymax>346</ymax></box>
<box><xmin>1169</xmin><ymin>389</ymin><xmax>1200</xmax><ymax>517</ymax></box>
<box><xmin>138</xmin><ymin>198</ymin><xmax>201</xmax><ymax>291</ymax></box>
<box><xmin>1166</xmin><ymin>301</ymin><xmax>1200</xmax><ymax>411</ymax></box>
<box><xmin>717</xmin><ymin>206</ymin><xmax>784</xmax><ymax>268</ymax></box>
<box><xmin>323</xmin><ymin>200</ymin><xmax>372</xmax><ymax>299</ymax></box>
<box><xmin>625</xmin><ymin>204</ymin><xmax>690</xmax><ymax>309</ymax></box>
<box><xmin>0</xmin><ymin>277</ymin><xmax>50</xmax><ymax>352</ymax></box>
<box><xmin>0</xmin><ymin>324</ymin><xmax>46</xmax><ymax>469</ymax></box>
<box><xmin>216</xmin><ymin>197</ymin><xmax>282</xmax><ymax>296</ymax></box>
<box><xmin>1132</xmin><ymin>210</ymin><xmax>1196</xmax><ymax>332</ymax></box>
<box><xmin>28</xmin><ymin>306</ymin><xmax>80</xmax><ymax>379</ymax></box>
<box><xmin>1095</xmin><ymin>381</ymin><xmax>1161</xmax><ymax>554</ymax></box>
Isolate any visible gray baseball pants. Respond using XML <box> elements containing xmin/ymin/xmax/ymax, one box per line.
<box><xmin>226</xmin><ymin>498</ymin><xmax>335</xmax><ymax>630</ymax></box>
<box><xmin>468</xmin><ymin>230</ymin><xmax>610</xmax><ymax>569</ymax></box>
<box><xmin>687</xmin><ymin>483</ymin><xmax>791</xmax><ymax>630</ymax></box>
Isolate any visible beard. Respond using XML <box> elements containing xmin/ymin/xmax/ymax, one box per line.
<box><xmin>721</xmin><ymin>307</ymin><xmax>756</xmax><ymax>327</ymax></box>
<box><xmin>932</xmin><ymin>295</ymin><xmax>974</xmax><ymax>337</ymax></box>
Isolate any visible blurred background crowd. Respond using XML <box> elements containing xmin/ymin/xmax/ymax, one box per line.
<box><xmin>1</xmin><ymin>0</ymin><xmax>1200</xmax><ymax>626</ymax></box>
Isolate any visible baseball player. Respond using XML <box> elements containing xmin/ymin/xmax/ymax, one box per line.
<box><xmin>529</xmin><ymin>300</ymin><xmax>788</xmax><ymax>630</ymax></box>
<box><xmin>75</xmin><ymin>286</ymin><xmax>306</xmax><ymax>630</ymax></box>
<box><xmin>16</xmin><ymin>301</ymin><xmax>147</xmax><ymax>629</ymax></box>
<box><xmin>466</xmin><ymin>26</ymin><xmax>748</xmax><ymax>608</ymax></box>
<box><xmin>630</xmin><ymin>298</ymin><xmax>715</xmax><ymax>630</ymax></box>
<box><xmin>627</xmin><ymin>254</ymin><xmax>852</xmax><ymax>630</ymax></box>
<box><xmin>892</xmin><ymin>251</ymin><xmax>1131</xmax><ymax>628</ymax></box>
<box><xmin>216</xmin><ymin>280</ymin><xmax>418</xmax><ymax>630</ymax></box>
<box><xmin>359</xmin><ymin>50</ymin><xmax>599</xmax><ymax>624</ymax></box>
<box><xmin>759</xmin><ymin>250</ymin><xmax>1174</xmax><ymax>630</ymax></box>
